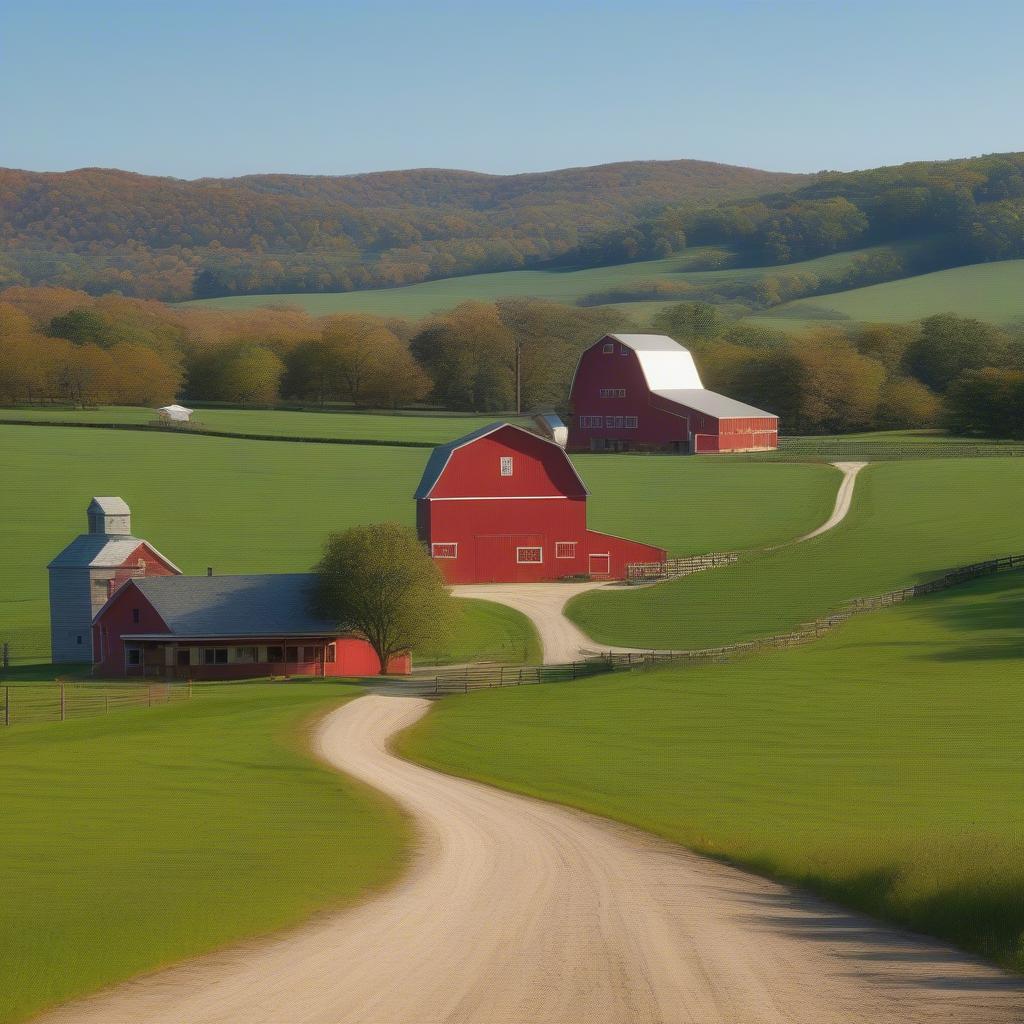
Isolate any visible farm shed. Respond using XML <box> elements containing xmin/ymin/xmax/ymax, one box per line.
<box><xmin>567</xmin><ymin>334</ymin><xmax>778</xmax><ymax>453</ymax></box>
<box><xmin>48</xmin><ymin>497</ymin><xmax>180</xmax><ymax>663</ymax></box>
<box><xmin>156</xmin><ymin>404</ymin><xmax>194</xmax><ymax>423</ymax></box>
<box><xmin>415</xmin><ymin>422</ymin><xmax>665</xmax><ymax>583</ymax></box>
<box><xmin>92</xmin><ymin>573</ymin><xmax>410</xmax><ymax>679</ymax></box>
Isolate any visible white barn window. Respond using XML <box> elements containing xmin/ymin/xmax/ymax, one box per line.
<box><xmin>555</xmin><ymin>541</ymin><xmax>576</xmax><ymax>559</ymax></box>
<box><xmin>602</xmin><ymin>342</ymin><xmax>614</xmax><ymax>353</ymax></box>
<box><xmin>516</xmin><ymin>546</ymin><xmax>543</xmax><ymax>564</ymax></box>
<box><xmin>500</xmin><ymin>456</ymin><xmax>513</xmax><ymax>476</ymax></box>
<box><xmin>432</xmin><ymin>542</ymin><xmax>458</xmax><ymax>559</ymax></box>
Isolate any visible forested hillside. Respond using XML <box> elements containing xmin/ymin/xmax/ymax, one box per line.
<box><xmin>0</xmin><ymin>161</ymin><xmax>803</xmax><ymax>300</ymax></box>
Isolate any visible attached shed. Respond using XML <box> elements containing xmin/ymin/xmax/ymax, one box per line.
<box><xmin>567</xmin><ymin>333</ymin><xmax>778</xmax><ymax>453</ymax></box>
<box><xmin>415</xmin><ymin>422</ymin><xmax>665</xmax><ymax>583</ymax></box>
<box><xmin>92</xmin><ymin>573</ymin><xmax>410</xmax><ymax>679</ymax></box>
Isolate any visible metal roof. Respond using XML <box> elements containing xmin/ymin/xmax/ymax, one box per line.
<box><xmin>48</xmin><ymin>534</ymin><xmax>182</xmax><ymax>572</ymax></box>
<box><xmin>652</xmin><ymin>388</ymin><xmax>777</xmax><ymax>420</ymax></box>
<box><xmin>88</xmin><ymin>496</ymin><xmax>131</xmax><ymax>516</ymax></box>
<box><xmin>414</xmin><ymin>421</ymin><xmax>588</xmax><ymax>499</ymax></box>
<box><xmin>129</xmin><ymin>574</ymin><xmax>343</xmax><ymax>637</ymax></box>
<box><xmin>606</xmin><ymin>334</ymin><xmax>704</xmax><ymax>391</ymax></box>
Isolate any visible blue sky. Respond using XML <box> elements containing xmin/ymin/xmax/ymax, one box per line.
<box><xmin>2</xmin><ymin>0</ymin><xmax>1022</xmax><ymax>179</ymax></box>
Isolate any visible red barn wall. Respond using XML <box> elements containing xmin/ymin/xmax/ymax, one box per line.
<box><xmin>92</xmin><ymin>581</ymin><xmax>170</xmax><ymax>676</ymax></box>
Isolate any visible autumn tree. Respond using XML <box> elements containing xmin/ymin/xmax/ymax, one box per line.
<box><xmin>875</xmin><ymin>377</ymin><xmax>942</xmax><ymax>429</ymax></box>
<box><xmin>221</xmin><ymin>346</ymin><xmax>285</xmax><ymax>406</ymax></box>
<box><xmin>312</xmin><ymin>522</ymin><xmax>455</xmax><ymax>670</ymax></box>
<box><xmin>902</xmin><ymin>314</ymin><xmax>1010</xmax><ymax>392</ymax></box>
<box><xmin>108</xmin><ymin>342</ymin><xmax>182</xmax><ymax>405</ymax></box>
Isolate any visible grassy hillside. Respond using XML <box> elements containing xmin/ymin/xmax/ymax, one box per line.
<box><xmin>0</xmin><ymin>424</ymin><xmax>836</xmax><ymax>661</ymax></box>
<box><xmin>181</xmin><ymin>245</ymin><xmax>905</xmax><ymax>320</ymax></box>
<box><xmin>0</xmin><ymin>683</ymin><xmax>406</xmax><ymax>1024</ymax></box>
<box><xmin>568</xmin><ymin>458</ymin><xmax>1024</xmax><ymax>649</ymax></box>
<box><xmin>399</xmin><ymin>569</ymin><xmax>1024</xmax><ymax>971</ymax></box>
<box><xmin>754</xmin><ymin>259</ymin><xmax>1024</xmax><ymax>328</ymax></box>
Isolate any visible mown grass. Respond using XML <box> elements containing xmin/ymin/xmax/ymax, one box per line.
<box><xmin>399</xmin><ymin>570</ymin><xmax>1024</xmax><ymax>971</ymax></box>
<box><xmin>568</xmin><ymin>458</ymin><xmax>1024</xmax><ymax>649</ymax></box>
<box><xmin>0</xmin><ymin>406</ymin><xmax>532</xmax><ymax>443</ymax></box>
<box><xmin>757</xmin><ymin>258</ymin><xmax>1024</xmax><ymax>327</ymax></box>
<box><xmin>180</xmin><ymin>245</ymin><xmax>908</xmax><ymax>321</ymax></box>
<box><xmin>418</xmin><ymin>598</ymin><xmax>541</xmax><ymax>666</ymax></box>
<box><xmin>0</xmin><ymin>682</ymin><xmax>407</xmax><ymax>1024</ymax></box>
<box><xmin>0</xmin><ymin>425</ymin><xmax>836</xmax><ymax>659</ymax></box>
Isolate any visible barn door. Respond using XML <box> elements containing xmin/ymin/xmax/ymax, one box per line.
<box><xmin>588</xmin><ymin>553</ymin><xmax>611</xmax><ymax>577</ymax></box>
<box><xmin>474</xmin><ymin>534</ymin><xmax>545</xmax><ymax>583</ymax></box>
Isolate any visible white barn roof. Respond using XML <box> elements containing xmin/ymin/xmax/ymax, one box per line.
<box><xmin>607</xmin><ymin>334</ymin><xmax>704</xmax><ymax>391</ymax></box>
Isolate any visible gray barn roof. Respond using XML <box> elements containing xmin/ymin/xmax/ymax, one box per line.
<box><xmin>48</xmin><ymin>534</ymin><xmax>181</xmax><ymax>571</ymax></box>
<box><xmin>127</xmin><ymin>573</ymin><xmax>342</xmax><ymax>637</ymax></box>
<box><xmin>652</xmin><ymin>388</ymin><xmax>777</xmax><ymax>421</ymax></box>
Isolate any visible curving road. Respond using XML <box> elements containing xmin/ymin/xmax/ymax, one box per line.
<box><xmin>790</xmin><ymin>461</ymin><xmax>867</xmax><ymax>544</ymax></box>
<box><xmin>41</xmin><ymin>695</ymin><xmax>1024</xmax><ymax>1024</ymax></box>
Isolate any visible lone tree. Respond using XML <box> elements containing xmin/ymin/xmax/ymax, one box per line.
<box><xmin>313</xmin><ymin>523</ymin><xmax>454</xmax><ymax>671</ymax></box>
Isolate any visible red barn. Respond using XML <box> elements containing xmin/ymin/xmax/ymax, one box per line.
<box><xmin>567</xmin><ymin>333</ymin><xmax>778</xmax><ymax>454</ymax></box>
<box><xmin>416</xmin><ymin>422</ymin><xmax>665</xmax><ymax>583</ymax></box>
<box><xmin>92</xmin><ymin>573</ymin><xmax>411</xmax><ymax>679</ymax></box>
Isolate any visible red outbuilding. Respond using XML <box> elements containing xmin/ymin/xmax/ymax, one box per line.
<box><xmin>416</xmin><ymin>422</ymin><xmax>665</xmax><ymax>583</ymax></box>
<box><xmin>92</xmin><ymin>573</ymin><xmax>411</xmax><ymax>679</ymax></box>
<box><xmin>567</xmin><ymin>333</ymin><xmax>778</xmax><ymax>454</ymax></box>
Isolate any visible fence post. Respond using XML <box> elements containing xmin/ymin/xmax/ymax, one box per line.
<box><xmin>60</xmin><ymin>683</ymin><xmax>65</xmax><ymax>722</ymax></box>
<box><xmin>4</xmin><ymin>685</ymin><xmax>8</xmax><ymax>727</ymax></box>
<box><xmin>148</xmin><ymin>684</ymin><xmax>153</xmax><ymax>708</ymax></box>
<box><xmin>1</xmin><ymin>641</ymin><xmax>8</xmax><ymax>671</ymax></box>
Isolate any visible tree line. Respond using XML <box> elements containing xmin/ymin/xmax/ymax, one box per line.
<box><xmin>1</xmin><ymin>286</ymin><xmax>1021</xmax><ymax>438</ymax></box>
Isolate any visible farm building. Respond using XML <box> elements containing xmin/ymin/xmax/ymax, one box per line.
<box><xmin>567</xmin><ymin>334</ymin><xmax>778</xmax><ymax>454</ymax></box>
<box><xmin>415</xmin><ymin>422</ymin><xmax>665</xmax><ymax>583</ymax></box>
<box><xmin>48</xmin><ymin>497</ymin><xmax>180</xmax><ymax>663</ymax></box>
<box><xmin>91</xmin><ymin>573</ymin><xmax>411</xmax><ymax>679</ymax></box>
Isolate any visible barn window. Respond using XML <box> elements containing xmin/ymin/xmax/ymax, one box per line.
<box><xmin>620</xmin><ymin>346</ymin><xmax>629</xmax><ymax>355</ymax></box>
<box><xmin>325</xmin><ymin>643</ymin><xmax>337</xmax><ymax>663</ymax></box>
<box><xmin>602</xmin><ymin>342</ymin><xmax>614</xmax><ymax>353</ymax></box>
<box><xmin>500</xmin><ymin>456</ymin><xmax>513</xmax><ymax>476</ymax></box>
<box><xmin>303</xmin><ymin>646</ymin><xmax>318</xmax><ymax>662</ymax></box>
<box><xmin>624</xmin><ymin>416</ymin><xmax>638</xmax><ymax>429</ymax></box>
<box><xmin>126</xmin><ymin>648</ymin><xmax>141</xmax><ymax>666</ymax></box>
<box><xmin>555</xmin><ymin>541</ymin><xmax>576</xmax><ymax>559</ymax></box>
<box><xmin>267</xmin><ymin>646</ymin><xmax>284</xmax><ymax>662</ymax></box>
<box><xmin>234</xmin><ymin>647</ymin><xmax>257</xmax><ymax>663</ymax></box>
<box><xmin>605</xmin><ymin>416</ymin><xmax>625</xmax><ymax>429</ymax></box>
<box><xmin>76</xmin><ymin>634</ymin><xmax>83</xmax><ymax>645</ymax></box>
<box><xmin>131</xmin><ymin>608</ymin><xmax>140</xmax><ymax>624</ymax></box>
<box><xmin>177</xmin><ymin>649</ymin><xmax>191</xmax><ymax>666</ymax></box>
<box><xmin>432</xmin><ymin>542</ymin><xmax>458</xmax><ymax>559</ymax></box>
<box><xmin>204</xmin><ymin>648</ymin><xmax>228</xmax><ymax>665</ymax></box>
<box><xmin>516</xmin><ymin>546</ymin><xmax>543</xmax><ymax>564</ymax></box>
<box><xmin>286</xmin><ymin>646</ymin><xmax>300</xmax><ymax>662</ymax></box>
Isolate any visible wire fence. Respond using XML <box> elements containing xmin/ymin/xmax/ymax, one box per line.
<box><xmin>0</xmin><ymin>680</ymin><xmax>192</xmax><ymax>727</ymax></box>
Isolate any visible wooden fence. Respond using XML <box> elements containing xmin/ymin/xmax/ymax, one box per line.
<box><xmin>424</xmin><ymin>552</ymin><xmax>1024</xmax><ymax>693</ymax></box>
<box><xmin>626</xmin><ymin>552</ymin><xmax>737</xmax><ymax>583</ymax></box>
<box><xmin>1</xmin><ymin>680</ymin><xmax>192</xmax><ymax>727</ymax></box>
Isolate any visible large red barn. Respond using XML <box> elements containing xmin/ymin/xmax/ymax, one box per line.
<box><xmin>567</xmin><ymin>333</ymin><xmax>778</xmax><ymax>454</ymax></box>
<box><xmin>416</xmin><ymin>423</ymin><xmax>664</xmax><ymax>583</ymax></box>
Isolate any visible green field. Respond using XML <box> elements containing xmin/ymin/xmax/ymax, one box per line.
<box><xmin>400</xmin><ymin>569</ymin><xmax>1024</xmax><ymax>970</ymax></box>
<box><xmin>0</xmin><ymin>683</ymin><xmax>406</xmax><ymax>1024</ymax></box>
<box><xmin>0</xmin><ymin>424</ymin><xmax>836</xmax><ymax>661</ymax></box>
<box><xmin>419</xmin><ymin>598</ymin><xmax>541</xmax><ymax>666</ymax></box>
<box><xmin>180</xmin><ymin>245</ymin><xmax>907</xmax><ymax>321</ymax></box>
<box><xmin>755</xmin><ymin>259</ymin><xmax>1024</xmax><ymax>328</ymax></box>
<box><xmin>569</xmin><ymin>458</ymin><xmax>1024</xmax><ymax>649</ymax></box>
<box><xmin>0</xmin><ymin>406</ymin><xmax>532</xmax><ymax>444</ymax></box>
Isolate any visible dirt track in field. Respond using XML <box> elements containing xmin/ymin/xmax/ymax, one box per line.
<box><xmin>40</xmin><ymin>694</ymin><xmax>1024</xmax><ymax>1024</ymax></box>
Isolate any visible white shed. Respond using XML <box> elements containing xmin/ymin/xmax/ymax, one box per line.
<box><xmin>156</xmin><ymin>404</ymin><xmax>194</xmax><ymax>423</ymax></box>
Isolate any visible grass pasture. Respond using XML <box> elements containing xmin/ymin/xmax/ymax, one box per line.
<box><xmin>568</xmin><ymin>458</ymin><xmax>1024</xmax><ymax>649</ymax></box>
<box><xmin>399</xmin><ymin>569</ymin><xmax>1024</xmax><ymax>971</ymax></box>
<box><xmin>755</xmin><ymin>258</ymin><xmax>1024</xmax><ymax>327</ymax></box>
<box><xmin>0</xmin><ymin>424</ymin><xmax>837</xmax><ymax>661</ymax></box>
<box><xmin>0</xmin><ymin>682</ymin><xmax>407</xmax><ymax>1024</ymax></box>
<box><xmin>0</xmin><ymin>406</ymin><xmax>532</xmax><ymax>444</ymax></box>
<box><xmin>180</xmin><ymin>244</ymin><xmax>911</xmax><ymax>321</ymax></box>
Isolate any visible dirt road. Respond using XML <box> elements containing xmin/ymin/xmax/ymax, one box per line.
<box><xmin>42</xmin><ymin>695</ymin><xmax>1024</xmax><ymax>1024</ymax></box>
<box><xmin>791</xmin><ymin>461</ymin><xmax>867</xmax><ymax>544</ymax></box>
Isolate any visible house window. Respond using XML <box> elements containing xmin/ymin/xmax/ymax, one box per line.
<box><xmin>131</xmin><ymin>608</ymin><xmax>140</xmax><ymax>624</ymax></box>
<box><xmin>303</xmin><ymin>646</ymin><xmax>318</xmax><ymax>662</ymax></box>
<box><xmin>325</xmin><ymin>643</ymin><xmax>337</xmax><ymax>663</ymax></box>
<box><xmin>234</xmin><ymin>647</ymin><xmax>258</xmax><ymax>663</ymax></box>
<box><xmin>204</xmin><ymin>648</ymin><xmax>228</xmax><ymax>665</ymax></box>
<box><xmin>432</xmin><ymin>542</ymin><xmax>458</xmax><ymax>559</ymax></box>
<box><xmin>286</xmin><ymin>646</ymin><xmax>299</xmax><ymax>662</ymax></box>
<box><xmin>500</xmin><ymin>456</ymin><xmax>513</xmax><ymax>477</ymax></box>
<box><xmin>126</xmin><ymin>648</ymin><xmax>141</xmax><ymax>666</ymax></box>
<box><xmin>624</xmin><ymin>416</ymin><xmax>638</xmax><ymax>429</ymax></box>
<box><xmin>602</xmin><ymin>342</ymin><xmax>614</xmax><ymax>353</ymax></box>
<box><xmin>516</xmin><ymin>546</ymin><xmax>543</xmax><ymax>564</ymax></box>
<box><xmin>177</xmin><ymin>648</ymin><xmax>191</xmax><ymax>667</ymax></box>
<box><xmin>267</xmin><ymin>646</ymin><xmax>284</xmax><ymax>662</ymax></box>
<box><xmin>555</xmin><ymin>541</ymin><xmax>576</xmax><ymax>559</ymax></box>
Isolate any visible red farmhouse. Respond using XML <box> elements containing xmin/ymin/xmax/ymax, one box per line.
<box><xmin>416</xmin><ymin>422</ymin><xmax>665</xmax><ymax>583</ymax></box>
<box><xmin>567</xmin><ymin>333</ymin><xmax>778</xmax><ymax>454</ymax></box>
<box><xmin>92</xmin><ymin>573</ymin><xmax>411</xmax><ymax>679</ymax></box>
